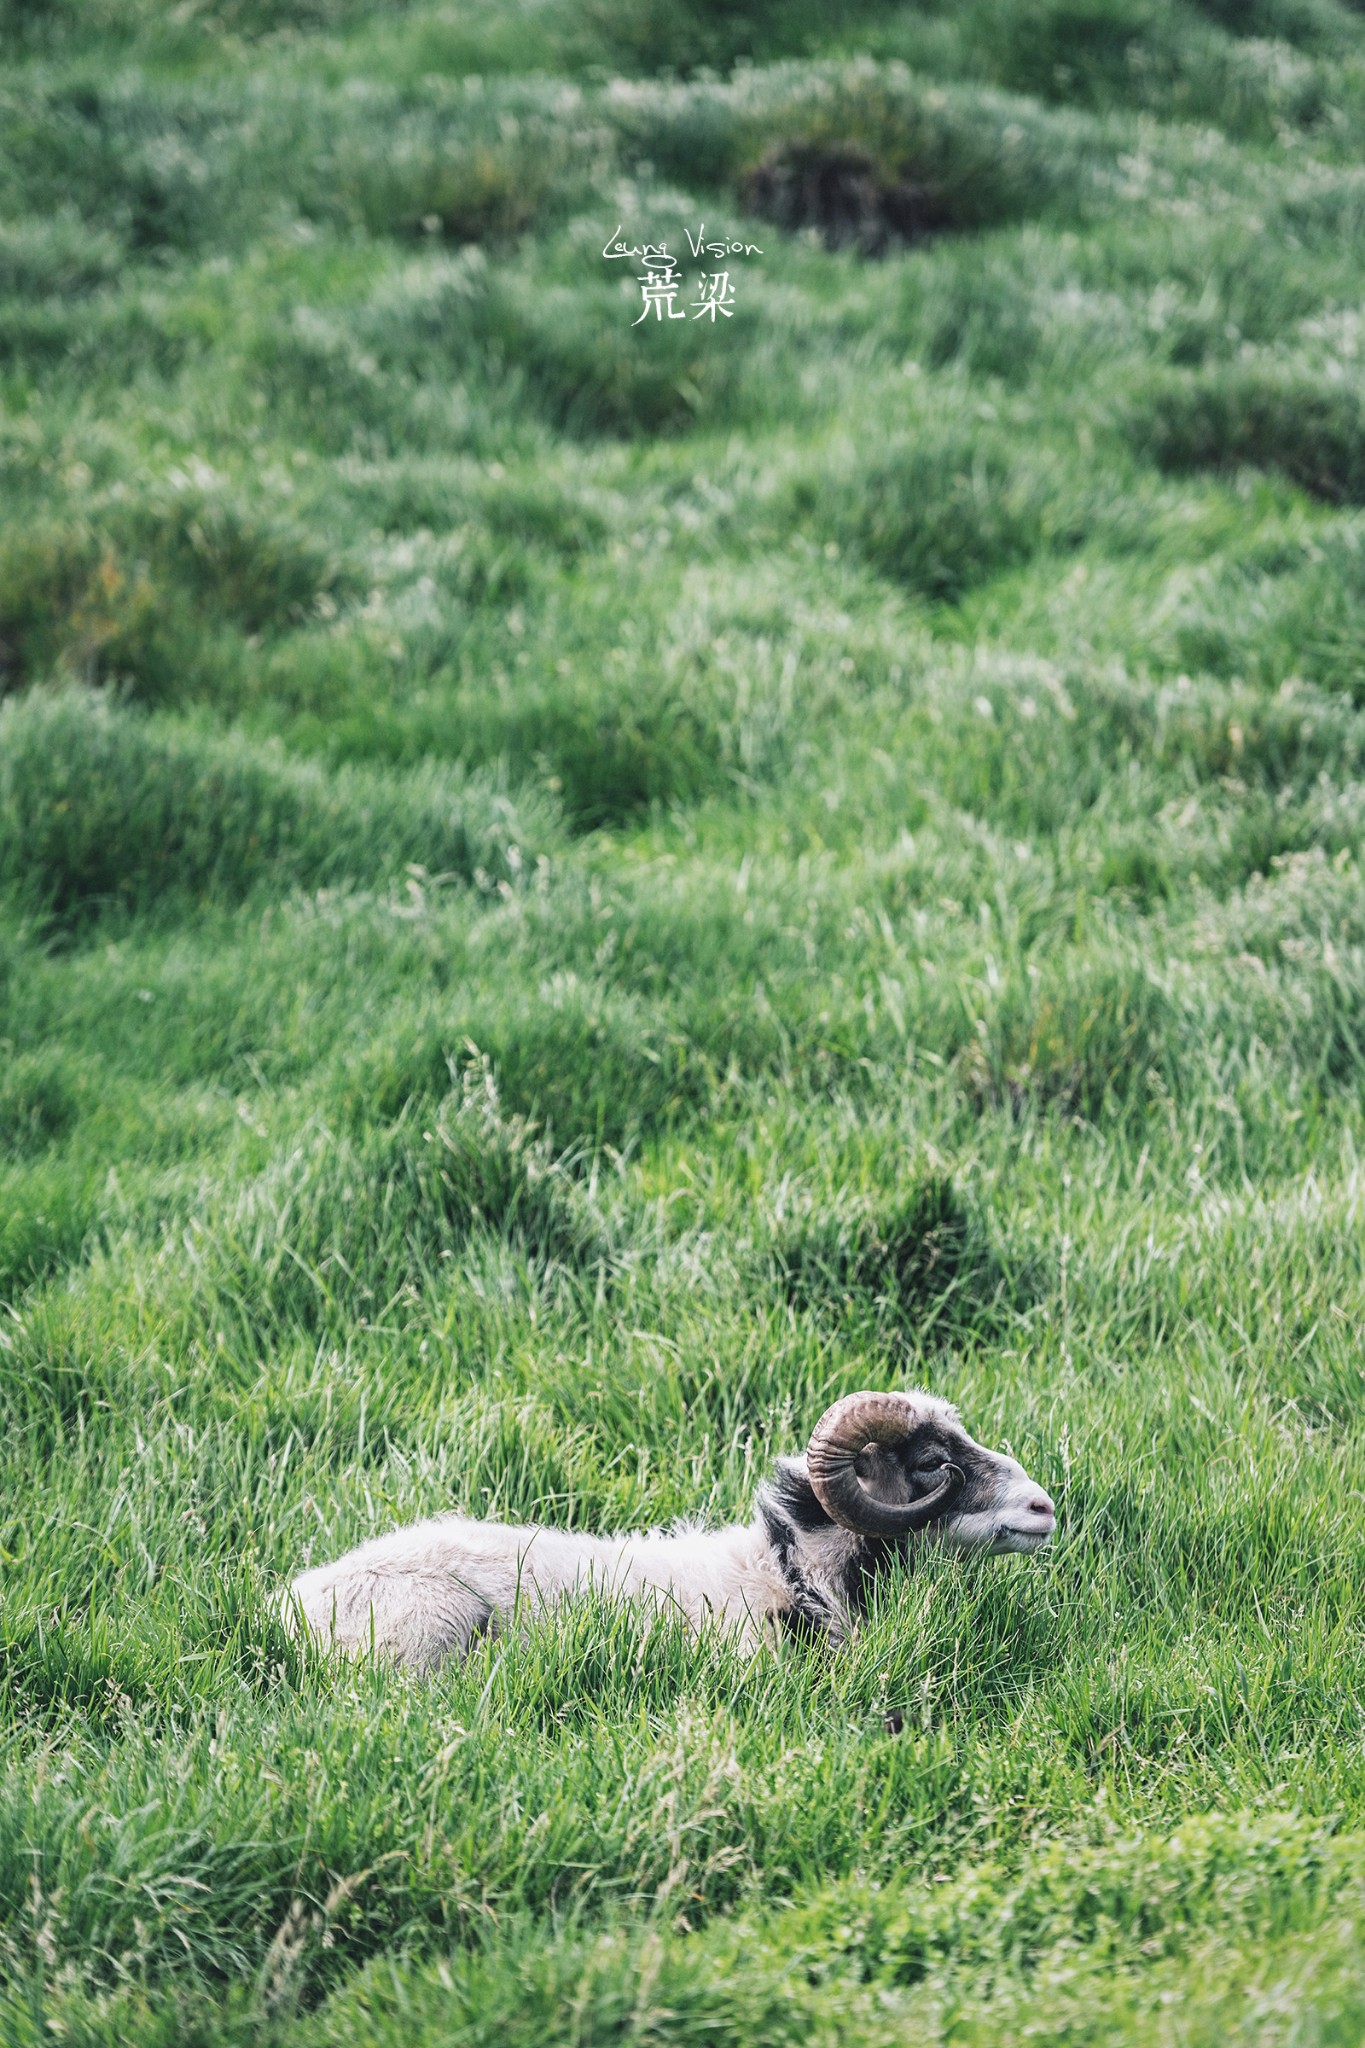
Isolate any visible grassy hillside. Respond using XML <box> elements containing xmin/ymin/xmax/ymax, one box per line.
<box><xmin>5</xmin><ymin>0</ymin><xmax>1365</xmax><ymax>2039</ymax></box>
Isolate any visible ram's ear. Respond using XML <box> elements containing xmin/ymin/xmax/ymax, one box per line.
<box><xmin>768</xmin><ymin>1455</ymin><xmax>834</xmax><ymax>1531</ymax></box>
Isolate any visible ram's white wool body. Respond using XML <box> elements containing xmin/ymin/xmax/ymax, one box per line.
<box><xmin>287</xmin><ymin>1515</ymin><xmax>792</xmax><ymax>1669</ymax></box>
<box><xmin>285</xmin><ymin>1391</ymin><xmax>1055</xmax><ymax>1670</ymax></box>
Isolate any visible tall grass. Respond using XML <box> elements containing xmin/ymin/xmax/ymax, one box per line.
<box><xmin>6</xmin><ymin>0</ymin><xmax>1365</xmax><ymax>2040</ymax></box>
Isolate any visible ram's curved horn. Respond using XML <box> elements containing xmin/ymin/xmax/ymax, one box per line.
<box><xmin>806</xmin><ymin>1392</ymin><xmax>963</xmax><ymax>1536</ymax></box>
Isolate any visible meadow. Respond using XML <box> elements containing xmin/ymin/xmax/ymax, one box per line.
<box><xmin>5</xmin><ymin>0</ymin><xmax>1365</xmax><ymax>2038</ymax></box>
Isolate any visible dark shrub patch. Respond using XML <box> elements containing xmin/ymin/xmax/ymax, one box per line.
<box><xmin>741</xmin><ymin>141</ymin><xmax>952</xmax><ymax>255</ymax></box>
<box><xmin>640</xmin><ymin>64</ymin><xmax>1108</xmax><ymax>234</ymax></box>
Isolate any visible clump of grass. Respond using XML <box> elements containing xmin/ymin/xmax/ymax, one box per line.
<box><xmin>0</xmin><ymin>1158</ymin><xmax>100</xmax><ymax>1300</ymax></box>
<box><xmin>0</xmin><ymin>688</ymin><xmax>559</xmax><ymax>927</ymax></box>
<box><xmin>176</xmin><ymin>1065</ymin><xmax>616</xmax><ymax>1345</ymax></box>
<box><xmin>809</xmin><ymin>423</ymin><xmax>1080</xmax><ymax>601</ymax></box>
<box><xmin>0</xmin><ymin>486</ymin><xmax>350</xmax><ymax>700</ymax></box>
<box><xmin>126</xmin><ymin>482</ymin><xmax>351</xmax><ymax>636</ymax></box>
<box><xmin>452</xmin><ymin>669</ymin><xmax>726</xmax><ymax>826</ymax></box>
<box><xmin>481</xmin><ymin>274</ymin><xmax>761</xmax><ymax>439</ymax></box>
<box><xmin>0</xmin><ymin>523</ymin><xmax>117</xmax><ymax>690</ymax></box>
<box><xmin>0</xmin><ymin>1049</ymin><xmax>83</xmax><ymax>1154</ymax></box>
<box><xmin>336</xmin><ymin>456</ymin><xmax>610</xmax><ymax>556</ymax></box>
<box><xmin>770</xmin><ymin>1175</ymin><xmax>1010</xmax><ymax>1336</ymax></box>
<box><xmin>333</xmin><ymin>102</ymin><xmax>610</xmax><ymax>245</ymax></box>
<box><xmin>347</xmin><ymin>982</ymin><xmax>709</xmax><ymax>1148</ymax></box>
<box><xmin>1156</xmin><ymin>529</ymin><xmax>1365</xmax><ymax>705</ymax></box>
<box><xmin>1128</xmin><ymin>365</ymin><xmax>1365</xmax><ymax>503</ymax></box>
<box><xmin>607</xmin><ymin>61</ymin><xmax>1119</xmax><ymax>229</ymax></box>
<box><xmin>971</xmin><ymin>0</ymin><xmax>1332</xmax><ymax>139</ymax></box>
<box><xmin>0</xmin><ymin>214</ymin><xmax>125</xmax><ymax>298</ymax></box>
<box><xmin>913</xmin><ymin>248</ymin><xmax>1057</xmax><ymax>382</ymax></box>
<box><xmin>966</xmin><ymin>957</ymin><xmax>1176</xmax><ymax>1121</ymax></box>
<box><xmin>0</xmin><ymin>74</ymin><xmax>611</xmax><ymax>258</ymax></box>
<box><xmin>363</xmin><ymin>250</ymin><xmax>760</xmax><ymax>440</ymax></box>
<box><xmin>567</xmin><ymin>0</ymin><xmax>857</xmax><ymax>78</ymax></box>
<box><xmin>740</xmin><ymin>139</ymin><xmax>953</xmax><ymax>253</ymax></box>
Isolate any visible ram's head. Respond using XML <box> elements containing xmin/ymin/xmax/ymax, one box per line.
<box><xmin>805</xmin><ymin>1390</ymin><xmax>1055</xmax><ymax>1554</ymax></box>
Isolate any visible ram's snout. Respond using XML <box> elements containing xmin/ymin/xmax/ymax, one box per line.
<box><xmin>937</xmin><ymin>1452</ymin><xmax>1057</xmax><ymax>1556</ymax></box>
<box><xmin>991</xmin><ymin>1484</ymin><xmax>1056</xmax><ymax>1553</ymax></box>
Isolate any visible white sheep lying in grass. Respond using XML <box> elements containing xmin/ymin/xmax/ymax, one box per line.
<box><xmin>284</xmin><ymin>1390</ymin><xmax>1056</xmax><ymax>1669</ymax></box>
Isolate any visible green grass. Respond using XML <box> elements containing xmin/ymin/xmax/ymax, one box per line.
<box><xmin>5</xmin><ymin>0</ymin><xmax>1365</xmax><ymax>2039</ymax></box>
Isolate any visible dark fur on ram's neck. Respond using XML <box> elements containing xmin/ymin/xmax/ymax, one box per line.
<box><xmin>757</xmin><ymin>1415</ymin><xmax>1003</xmax><ymax>1640</ymax></box>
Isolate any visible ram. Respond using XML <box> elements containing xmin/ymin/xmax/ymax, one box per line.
<box><xmin>285</xmin><ymin>1390</ymin><xmax>1056</xmax><ymax>1669</ymax></box>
